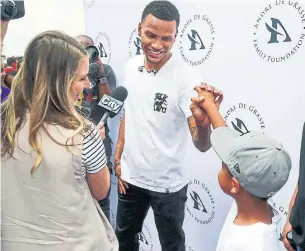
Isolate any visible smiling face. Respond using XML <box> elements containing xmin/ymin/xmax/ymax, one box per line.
<box><xmin>138</xmin><ymin>14</ymin><xmax>177</xmax><ymax>70</ymax></box>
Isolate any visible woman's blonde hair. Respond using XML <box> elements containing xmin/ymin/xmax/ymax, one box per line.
<box><xmin>1</xmin><ymin>30</ymin><xmax>89</xmax><ymax>175</ymax></box>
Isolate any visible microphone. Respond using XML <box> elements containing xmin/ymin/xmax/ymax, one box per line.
<box><xmin>138</xmin><ymin>66</ymin><xmax>144</xmax><ymax>72</ymax></box>
<box><xmin>92</xmin><ymin>86</ymin><xmax>128</xmax><ymax>125</ymax></box>
<box><xmin>138</xmin><ymin>66</ymin><xmax>158</xmax><ymax>75</ymax></box>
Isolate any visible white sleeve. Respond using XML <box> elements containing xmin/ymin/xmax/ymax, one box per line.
<box><xmin>178</xmin><ymin>70</ymin><xmax>202</xmax><ymax>119</ymax></box>
<box><xmin>82</xmin><ymin>125</ymin><xmax>107</xmax><ymax>177</ymax></box>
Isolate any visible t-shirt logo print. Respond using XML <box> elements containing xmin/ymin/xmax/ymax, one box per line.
<box><xmin>153</xmin><ymin>93</ymin><xmax>168</xmax><ymax>113</ymax></box>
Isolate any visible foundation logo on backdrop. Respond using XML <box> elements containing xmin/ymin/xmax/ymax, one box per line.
<box><xmin>224</xmin><ymin>103</ymin><xmax>266</xmax><ymax>134</ymax></box>
<box><xmin>253</xmin><ymin>1</ymin><xmax>305</xmax><ymax>63</ymax></box>
<box><xmin>128</xmin><ymin>28</ymin><xmax>143</xmax><ymax>58</ymax></box>
<box><xmin>186</xmin><ymin>179</ymin><xmax>216</xmax><ymax>225</ymax></box>
<box><xmin>138</xmin><ymin>224</ymin><xmax>153</xmax><ymax>251</ymax></box>
<box><xmin>83</xmin><ymin>0</ymin><xmax>95</xmax><ymax>7</ymax></box>
<box><xmin>179</xmin><ymin>14</ymin><xmax>215</xmax><ymax>67</ymax></box>
<box><xmin>95</xmin><ymin>32</ymin><xmax>111</xmax><ymax>64</ymax></box>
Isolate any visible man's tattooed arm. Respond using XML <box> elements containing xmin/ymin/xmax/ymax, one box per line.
<box><xmin>187</xmin><ymin>116</ymin><xmax>212</xmax><ymax>152</ymax></box>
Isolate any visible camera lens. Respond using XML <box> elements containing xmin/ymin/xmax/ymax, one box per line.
<box><xmin>86</xmin><ymin>46</ymin><xmax>99</xmax><ymax>63</ymax></box>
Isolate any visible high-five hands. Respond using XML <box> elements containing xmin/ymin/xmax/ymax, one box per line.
<box><xmin>190</xmin><ymin>83</ymin><xmax>223</xmax><ymax>128</ymax></box>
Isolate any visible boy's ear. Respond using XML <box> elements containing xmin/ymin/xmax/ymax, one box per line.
<box><xmin>230</xmin><ymin>177</ymin><xmax>241</xmax><ymax>195</ymax></box>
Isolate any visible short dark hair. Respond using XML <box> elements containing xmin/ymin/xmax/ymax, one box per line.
<box><xmin>141</xmin><ymin>0</ymin><xmax>180</xmax><ymax>29</ymax></box>
<box><xmin>260</xmin><ymin>197</ymin><xmax>269</xmax><ymax>201</ymax></box>
<box><xmin>4</xmin><ymin>71</ymin><xmax>17</xmax><ymax>85</ymax></box>
<box><xmin>7</xmin><ymin>57</ymin><xmax>16</xmax><ymax>66</ymax></box>
<box><xmin>75</xmin><ymin>35</ymin><xmax>94</xmax><ymax>47</ymax></box>
<box><xmin>6</xmin><ymin>71</ymin><xmax>17</xmax><ymax>77</ymax></box>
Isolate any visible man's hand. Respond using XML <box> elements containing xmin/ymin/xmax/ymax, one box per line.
<box><xmin>114</xmin><ymin>162</ymin><xmax>129</xmax><ymax>194</ymax></box>
<box><xmin>282</xmin><ymin>221</ymin><xmax>295</xmax><ymax>251</ymax></box>
<box><xmin>190</xmin><ymin>83</ymin><xmax>223</xmax><ymax>128</ymax></box>
<box><xmin>193</xmin><ymin>83</ymin><xmax>223</xmax><ymax>110</ymax></box>
<box><xmin>96</xmin><ymin>57</ymin><xmax>104</xmax><ymax>72</ymax></box>
<box><xmin>96</xmin><ymin>122</ymin><xmax>106</xmax><ymax>140</ymax></box>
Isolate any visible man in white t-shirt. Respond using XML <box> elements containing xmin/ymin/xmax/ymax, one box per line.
<box><xmin>189</xmin><ymin>87</ymin><xmax>292</xmax><ymax>251</ymax></box>
<box><xmin>113</xmin><ymin>1</ymin><xmax>223</xmax><ymax>250</ymax></box>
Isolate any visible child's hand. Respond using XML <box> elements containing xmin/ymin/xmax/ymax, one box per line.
<box><xmin>192</xmin><ymin>83</ymin><xmax>223</xmax><ymax>111</ymax></box>
<box><xmin>190</xmin><ymin>83</ymin><xmax>223</xmax><ymax>128</ymax></box>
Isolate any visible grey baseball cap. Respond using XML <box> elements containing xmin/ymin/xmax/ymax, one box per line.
<box><xmin>211</xmin><ymin>127</ymin><xmax>291</xmax><ymax>198</ymax></box>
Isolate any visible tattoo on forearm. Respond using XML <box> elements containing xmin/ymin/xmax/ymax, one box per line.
<box><xmin>189</xmin><ymin>124</ymin><xmax>197</xmax><ymax>137</ymax></box>
<box><xmin>187</xmin><ymin>116</ymin><xmax>212</xmax><ymax>152</ymax></box>
<box><xmin>187</xmin><ymin>116</ymin><xmax>197</xmax><ymax>138</ymax></box>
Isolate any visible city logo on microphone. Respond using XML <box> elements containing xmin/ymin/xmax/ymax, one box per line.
<box><xmin>138</xmin><ymin>224</ymin><xmax>153</xmax><ymax>251</ymax></box>
<box><xmin>95</xmin><ymin>32</ymin><xmax>112</xmax><ymax>64</ymax></box>
<box><xmin>224</xmin><ymin>103</ymin><xmax>266</xmax><ymax>135</ymax></box>
<box><xmin>178</xmin><ymin>14</ymin><xmax>216</xmax><ymax>67</ymax></box>
<box><xmin>253</xmin><ymin>1</ymin><xmax>305</xmax><ymax>62</ymax></box>
<box><xmin>128</xmin><ymin>27</ymin><xmax>144</xmax><ymax>58</ymax></box>
<box><xmin>98</xmin><ymin>95</ymin><xmax>123</xmax><ymax>114</ymax></box>
<box><xmin>185</xmin><ymin>179</ymin><xmax>216</xmax><ymax>225</ymax></box>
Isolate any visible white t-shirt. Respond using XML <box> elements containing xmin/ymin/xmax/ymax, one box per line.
<box><xmin>121</xmin><ymin>55</ymin><xmax>200</xmax><ymax>193</ymax></box>
<box><xmin>216</xmin><ymin>202</ymin><xmax>283</xmax><ymax>251</ymax></box>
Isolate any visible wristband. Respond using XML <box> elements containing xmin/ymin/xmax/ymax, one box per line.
<box><xmin>98</xmin><ymin>77</ymin><xmax>108</xmax><ymax>85</ymax></box>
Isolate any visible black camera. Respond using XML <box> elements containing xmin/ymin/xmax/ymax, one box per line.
<box><xmin>1</xmin><ymin>0</ymin><xmax>25</xmax><ymax>21</ymax></box>
<box><xmin>86</xmin><ymin>45</ymin><xmax>99</xmax><ymax>63</ymax></box>
<box><xmin>287</xmin><ymin>231</ymin><xmax>298</xmax><ymax>250</ymax></box>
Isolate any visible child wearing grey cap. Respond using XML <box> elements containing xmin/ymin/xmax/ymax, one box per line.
<box><xmin>191</xmin><ymin>85</ymin><xmax>292</xmax><ymax>251</ymax></box>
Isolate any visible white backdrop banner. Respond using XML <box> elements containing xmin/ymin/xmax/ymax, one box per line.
<box><xmin>84</xmin><ymin>1</ymin><xmax>305</xmax><ymax>250</ymax></box>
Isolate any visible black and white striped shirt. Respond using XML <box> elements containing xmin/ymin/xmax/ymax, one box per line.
<box><xmin>82</xmin><ymin>125</ymin><xmax>107</xmax><ymax>177</ymax></box>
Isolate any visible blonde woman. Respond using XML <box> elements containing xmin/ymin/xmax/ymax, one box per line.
<box><xmin>1</xmin><ymin>31</ymin><xmax>118</xmax><ymax>251</ymax></box>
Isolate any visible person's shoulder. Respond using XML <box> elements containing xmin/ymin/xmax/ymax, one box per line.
<box><xmin>232</xmin><ymin>223</ymin><xmax>281</xmax><ymax>251</ymax></box>
<box><xmin>218</xmin><ymin>228</ymin><xmax>255</xmax><ymax>251</ymax></box>
<box><xmin>223</xmin><ymin>230</ymin><xmax>270</xmax><ymax>251</ymax></box>
<box><xmin>171</xmin><ymin>56</ymin><xmax>195</xmax><ymax>73</ymax></box>
<box><xmin>103</xmin><ymin>63</ymin><xmax>112</xmax><ymax>72</ymax></box>
<box><xmin>170</xmin><ymin>56</ymin><xmax>202</xmax><ymax>85</ymax></box>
